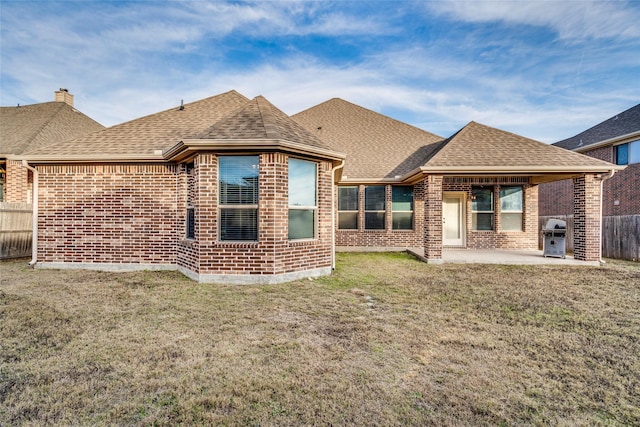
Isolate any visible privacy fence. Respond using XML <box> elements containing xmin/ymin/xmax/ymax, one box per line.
<box><xmin>0</xmin><ymin>202</ymin><xmax>33</xmax><ymax>260</ymax></box>
<box><xmin>539</xmin><ymin>215</ymin><xmax>640</xmax><ymax>262</ymax></box>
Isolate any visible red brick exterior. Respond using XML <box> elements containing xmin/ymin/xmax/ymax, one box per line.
<box><xmin>539</xmin><ymin>145</ymin><xmax>639</xmax><ymax>216</ymax></box>
<box><xmin>336</xmin><ymin>176</ymin><xmax>539</xmax><ymax>261</ymax></box>
<box><xmin>335</xmin><ymin>181</ymin><xmax>426</xmax><ymax>248</ymax></box>
<box><xmin>37</xmin><ymin>164</ymin><xmax>179</xmax><ymax>264</ymax></box>
<box><xmin>573</xmin><ymin>174</ymin><xmax>601</xmax><ymax>261</ymax></box>
<box><xmin>442</xmin><ymin>177</ymin><xmax>538</xmax><ymax>251</ymax></box>
<box><xmin>4</xmin><ymin>159</ymin><xmax>32</xmax><ymax>203</ymax></box>
<box><xmin>35</xmin><ymin>154</ymin><xmax>335</xmax><ymax>283</ymax></box>
<box><xmin>176</xmin><ymin>153</ymin><xmax>334</xmax><ymax>281</ymax></box>
<box><xmin>424</xmin><ymin>175</ymin><xmax>443</xmax><ymax>260</ymax></box>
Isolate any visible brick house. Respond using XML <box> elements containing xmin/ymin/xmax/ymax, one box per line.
<box><xmin>20</xmin><ymin>91</ymin><xmax>621</xmax><ymax>283</ymax></box>
<box><xmin>0</xmin><ymin>89</ymin><xmax>104</xmax><ymax>202</ymax></box>
<box><xmin>539</xmin><ymin>103</ymin><xmax>640</xmax><ymax>217</ymax></box>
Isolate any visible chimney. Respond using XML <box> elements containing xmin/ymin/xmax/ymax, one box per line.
<box><xmin>54</xmin><ymin>88</ymin><xmax>74</xmax><ymax>107</ymax></box>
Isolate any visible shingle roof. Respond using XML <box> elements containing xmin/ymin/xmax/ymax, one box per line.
<box><xmin>293</xmin><ymin>98</ymin><xmax>444</xmax><ymax>180</ymax></box>
<box><xmin>25</xmin><ymin>90</ymin><xmax>249</xmax><ymax>158</ymax></box>
<box><xmin>424</xmin><ymin>121</ymin><xmax>616</xmax><ymax>171</ymax></box>
<box><xmin>0</xmin><ymin>101</ymin><xmax>104</xmax><ymax>156</ymax></box>
<box><xmin>554</xmin><ymin>103</ymin><xmax>640</xmax><ymax>150</ymax></box>
<box><xmin>198</xmin><ymin>96</ymin><xmax>332</xmax><ymax>151</ymax></box>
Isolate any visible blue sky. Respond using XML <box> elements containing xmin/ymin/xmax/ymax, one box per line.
<box><xmin>1</xmin><ymin>0</ymin><xmax>638</xmax><ymax>143</ymax></box>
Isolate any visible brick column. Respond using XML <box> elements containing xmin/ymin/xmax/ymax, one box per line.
<box><xmin>573</xmin><ymin>174</ymin><xmax>601</xmax><ymax>261</ymax></box>
<box><xmin>424</xmin><ymin>175</ymin><xmax>443</xmax><ymax>262</ymax></box>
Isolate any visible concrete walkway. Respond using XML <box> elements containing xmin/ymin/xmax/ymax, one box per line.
<box><xmin>407</xmin><ymin>248</ymin><xmax>601</xmax><ymax>266</ymax></box>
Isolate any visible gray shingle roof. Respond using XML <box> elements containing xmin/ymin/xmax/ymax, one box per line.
<box><xmin>25</xmin><ymin>90</ymin><xmax>249</xmax><ymax>158</ymax></box>
<box><xmin>0</xmin><ymin>101</ymin><xmax>104</xmax><ymax>156</ymax></box>
<box><xmin>424</xmin><ymin>121</ymin><xmax>616</xmax><ymax>171</ymax></box>
<box><xmin>554</xmin><ymin>103</ymin><xmax>640</xmax><ymax>150</ymax></box>
<box><xmin>198</xmin><ymin>96</ymin><xmax>332</xmax><ymax>151</ymax></box>
<box><xmin>293</xmin><ymin>98</ymin><xmax>444</xmax><ymax>179</ymax></box>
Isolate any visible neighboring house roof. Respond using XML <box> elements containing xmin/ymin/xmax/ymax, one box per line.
<box><xmin>25</xmin><ymin>90</ymin><xmax>250</xmax><ymax>161</ymax></box>
<box><xmin>554</xmin><ymin>103</ymin><xmax>640</xmax><ymax>151</ymax></box>
<box><xmin>165</xmin><ymin>96</ymin><xmax>345</xmax><ymax>162</ymax></box>
<box><xmin>292</xmin><ymin>98</ymin><xmax>444</xmax><ymax>180</ymax></box>
<box><xmin>419</xmin><ymin>121</ymin><xmax>619</xmax><ymax>176</ymax></box>
<box><xmin>0</xmin><ymin>101</ymin><xmax>104</xmax><ymax>156</ymax></box>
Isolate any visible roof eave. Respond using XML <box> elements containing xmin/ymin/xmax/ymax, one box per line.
<box><xmin>165</xmin><ymin>138</ymin><xmax>346</xmax><ymax>163</ymax></box>
<box><xmin>569</xmin><ymin>130</ymin><xmax>640</xmax><ymax>152</ymax></box>
<box><xmin>418</xmin><ymin>165</ymin><xmax>625</xmax><ymax>174</ymax></box>
<box><xmin>10</xmin><ymin>153</ymin><xmax>166</xmax><ymax>164</ymax></box>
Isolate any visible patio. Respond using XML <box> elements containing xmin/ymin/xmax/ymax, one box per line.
<box><xmin>407</xmin><ymin>248</ymin><xmax>602</xmax><ymax>266</ymax></box>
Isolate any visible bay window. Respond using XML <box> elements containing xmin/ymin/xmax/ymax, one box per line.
<box><xmin>288</xmin><ymin>158</ymin><xmax>317</xmax><ymax>239</ymax></box>
<box><xmin>219</xmin><ymin>156</ymin><xmax>259</xmax><ymax>241</ymax></box>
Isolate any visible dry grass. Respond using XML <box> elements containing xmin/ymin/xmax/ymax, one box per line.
<box><xmin>1</xmin><ymin>253</ymin><xmax>639</xmax><ymax>426</ymax></box>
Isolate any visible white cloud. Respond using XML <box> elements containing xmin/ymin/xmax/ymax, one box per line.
<box><xmin>428</xmin><ymin>0</ymin><xmax>640</xmax><ymax>40</ymax></box>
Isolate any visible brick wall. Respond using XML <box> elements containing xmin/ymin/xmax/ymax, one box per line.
<box><xmin>176</xmin><ymin>153</ymin><xmax>334</xmax><ymax>279</ymax></box>
<box><xmin>539</xmin><ymin>145</ymin><xmax>639</xmax><ymax>216</ymax></box>
<box><xmin>37</xmin><ymin>163</ymin><xmax>179</xmax><ymax>264</ymax></box>
<box><xmin>335</xmin><ymin>181</ymin><xmax>426</xmax><ymax>248</ymax></box>
<box><xmin>443</xmin><ymin>177</ymin><xmax>538</xmax><ymax>250</ymax></box>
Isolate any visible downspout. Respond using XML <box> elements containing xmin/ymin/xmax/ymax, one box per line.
<box><xmin>22</xmin><ymin>160</ymin><xmax>38</xmax><ymax>267</ymax></box>
<box><xmin>598</xmin><ymin>169</ymin><xmax>616</xmax><ymax>264</ymax></box>
<box><xmin>330</xmin><ymin>160</ymin><xmax>345</xmax><ymax>270</ymax></box>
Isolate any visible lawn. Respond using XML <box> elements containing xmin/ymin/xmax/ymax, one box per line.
<box><xmin>1</xmin><ymin>253</ymin><xmax>639</xmax><ymax>426</ymax></box>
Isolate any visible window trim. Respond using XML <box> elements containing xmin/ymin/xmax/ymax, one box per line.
<box><xmin>288</xmin><ymin>158</ymin><xmax>318</xmax><ymax>240</ymax></box>
<box><xmin>337</xmin><ymin>186</ymin><xmax>359</xmax><ymax>230</ymax></box>
<box><xmin>471</xmin><ymin>187</ymin><xmax>494</xmax><ymax>231</ymax></box>
<box><xmin>499</xmin><ymin>186</ymin><xmax>523</xmax><ymax>232</ymax></box>
<box><xmin>364</xmin><ymin>185</ymin><xmax>386</xmax><ymax>230</ymax></box>
<box><xmin>218</xmin><ymin>155</ymin><xmax>259</xmax><ymax>242</ymax></box>
<box><xmin>391</xmin><ymin>185</ymin><xmax>414</xmax><ymax>230</ymax></box>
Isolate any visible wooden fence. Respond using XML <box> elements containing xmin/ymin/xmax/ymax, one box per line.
<box><xmin>539</xmin><ymin>215</ymin><xmax>640</xmax><ymax>261</ymax></box>
<box><xmin>0</xmin><ymin>202</ymin><xmax>33</xmax><ymax>260</ymax></box>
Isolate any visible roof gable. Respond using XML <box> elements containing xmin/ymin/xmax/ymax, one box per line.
<box><xmin>25</xmin><ymin>90</ymin><xmax>249</xmax><ymax>159</ymax></box>
<box><xmin>424</xmin><ymin>121</ymin><xmax>616</xmax><ymax>171</ymax></box>
<box><xmin>554</xmin><ymin>103</ymin><xmax>640</xmax><ymax>150</ymax></box>
<box><xmin>293</xmin><ymin>98</ymin><xmax>444</xmax><ymax>180</ymax></box>
<box><xmin>0</xmin><ymin>101</ymin><xmax>104</xmax><ymax>155</ymax></box>
<box><xmin>198</xmin><ymin>96</ymin><xmax>331</xmax><ymax>150</ymax></box>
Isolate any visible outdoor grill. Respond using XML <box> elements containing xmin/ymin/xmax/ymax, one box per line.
<box><xmin>542</xmin><ymin>218</ymin><xmax>567</xmax><ymax>259</ymax></box>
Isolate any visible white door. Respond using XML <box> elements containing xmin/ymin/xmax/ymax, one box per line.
<box><xmin>443</xmin><ymin>193</ymin><xmax>465</xmax><ymax>246</ymax></box>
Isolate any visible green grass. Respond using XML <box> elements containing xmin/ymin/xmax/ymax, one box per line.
<box><xmin>1</xmin><ymin>253</ymin><xmax>639</xmax><ymax>426</ymax></box>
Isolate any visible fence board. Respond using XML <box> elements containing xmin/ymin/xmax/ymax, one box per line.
<box><xmin>539</xmin><ymin>214</ymin><xmax>640</xmax><ymax>261</ymax></box>
<box><xmin>0</xmin><ymin>202</ymin><xmax>33</xmax><ymax>259</ymax></box>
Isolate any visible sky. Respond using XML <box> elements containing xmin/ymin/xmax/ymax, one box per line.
<box><xmin>1</xmin><ymin>0</ymin><xmax>639</xmax><ymax>143</ymax></box>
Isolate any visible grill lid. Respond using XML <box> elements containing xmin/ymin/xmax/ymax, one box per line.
<box><xmin>543</xmin><ymin>218</ymin><xmax>566</xmax><ymax>230</ymax></box>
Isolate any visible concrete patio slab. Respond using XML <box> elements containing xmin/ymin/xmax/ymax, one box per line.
<box><xmin>407</xmin><ymin>248</ymin><xmax>601</xmax><ymax>266</ymax></box>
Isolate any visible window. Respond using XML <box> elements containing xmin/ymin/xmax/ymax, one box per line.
<box><xmin>288</xmin><ymin>158</ymin><xmax>317</xmax><ymax>240</ymax></box>
<box><xmin>472</xmin><ymin>187</ymin><xmax>493</xmax><ymax>230</ymax></box>
<box><xmin>500</xmin><ymin>186</ymin><xmax>523</xmax><ymax>231</ymax></box>
<box><xmin>338</xmin><ymin>186</ymin><xmax>358</xmax><ymax>229</ymax></box>
<box><xmin>365</xmin><ymin>186</ymin><xmax>386</xmax><ymax>229</ymax></box>
<box><xmin>219</xmin><ymin>156</ymin><xmax>259</xmax><ymax>241</ymax></box>
<box><xmin>616</xmin><ymin>140</ymin><xmax>640</xmax><ymax>166</ymax></box>
<box><xmin>392</xmin><ymin>186</ymin><xmax>413</xmax><ymax>230</ymax></box>
<box><xmin>186</xmin><ymin>207</ymin><xmax>195</xmax><ymax>239</ymax></box>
